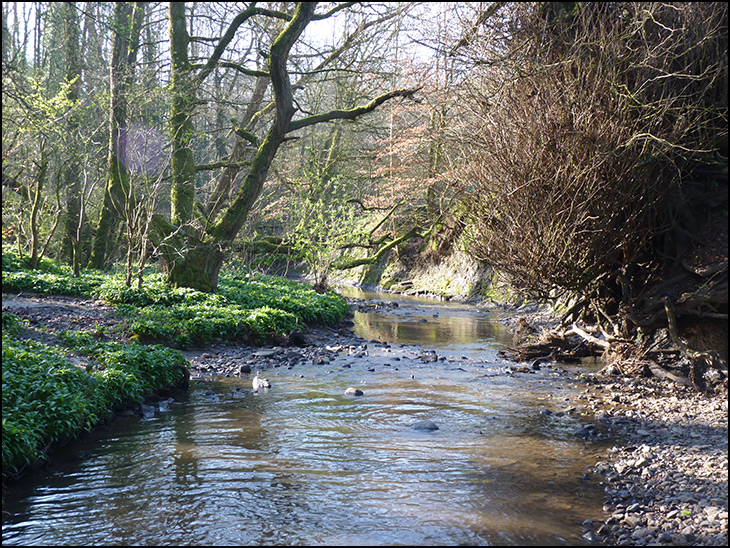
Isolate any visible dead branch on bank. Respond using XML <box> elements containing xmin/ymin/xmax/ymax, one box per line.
<box><xmin>506</xmin><ymin>260</ymin><xmax>727</xmax><ymax>390</ymax></box>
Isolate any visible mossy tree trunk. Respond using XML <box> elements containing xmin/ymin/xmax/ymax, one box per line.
<box><xmin>155</xmin><ymin>2</ymin><xmax>419</xmax><ymax>292</ymax></box>
<box><xmin>149</xmin><ymin>213</ymin><xmax>225</xmax><ymax>292</ymax></box>
<box><xmin>158</xmin><ymin>3</ymin><xmax>316</xmax><ymax>291</ymax></box>
<box><xmin>168</xmin><ymin>1</ymin><xmax>196</xmax><ymax>228</ymax></box>
<box><xmin>89</xmin><ymin>2</ymin><xmax>144</xmax><ymax>269</ymax></box>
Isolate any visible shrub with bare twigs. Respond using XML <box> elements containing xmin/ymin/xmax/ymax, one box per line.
<box><xmin>453</xmin><ymin>2</ymin><xmax>727</xmax><ymax>387</ymax></box>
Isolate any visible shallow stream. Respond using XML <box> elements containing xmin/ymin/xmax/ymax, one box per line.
<box><xmin>2</xmin><ymin>289</ymin><xmax>606</xmax><ymax>546</ymax></box>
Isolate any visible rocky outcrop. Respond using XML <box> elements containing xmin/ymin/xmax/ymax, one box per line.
<box><xmin>344</xmin><ymin>248</ymin><xmax>493</xmax><ymax>301</ymax></box>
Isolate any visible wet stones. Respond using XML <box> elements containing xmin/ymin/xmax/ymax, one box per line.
<box><xmin>411</xmin><ymin>420</ymin><xmax>439</xmax><ymax>431</ymax></box>
<box><xmin>583</xmin><ymin>378</ymin><xmax>728</xmax><ymax>546</ymax></box>
<box><xmin>348</xmin><ymin>299</ymin><xmax>399</xmax><ymax>313</ymax></box>
<box><xmin>418</xmin><ymin>350</ymin><xmax>438</xmax><ymax>363</ymax></box>
<box><xmin>573</xmin><ymin>423</ymin><xmax>607</xmax><ymax>441</ymax></box>
<box><xmin>186</xmin><ymin>340</ymin><xmax>347</xmax><ymax>377</ymax></box>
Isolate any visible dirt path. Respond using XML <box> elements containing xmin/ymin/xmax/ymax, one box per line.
<box><xmin>3</xmin><ymin>293</ymin><xmax>122</xmax><ymax>344</ymax></box>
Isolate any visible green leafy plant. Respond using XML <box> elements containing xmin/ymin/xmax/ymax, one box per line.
<box><xmin>2</xmin><ymin>312</ymin><xmax>26</xmax><ymax>335</ymax></box>
<box><xmin>115</xmin><ymin>272</ymin><xmax>347</xmax><ymax>348</ymax></box>
<box><xmin>2</xmin><ymin>333</ymin><xmax>188</xmax><ymax>479</ymax></box>
<box><xmin>285</xmin><ymin>179</ymin><xmax>366</xmax><ymax>292</ymax></box>
<box><xmin>2</xmin><ymin>245</ymin><xmax>349</xmax><ymax>478</ymax></box>
<box><xmin>2</xmin><ymin>246</ymin><xmax>348</xmax><ymax>349</ymax></box>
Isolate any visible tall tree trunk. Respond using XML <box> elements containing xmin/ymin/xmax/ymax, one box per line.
<box><xmin>28</xmin><ymin>144</ymin><xmax>49</xmax><ymax>268</ymax></box>
<box><xmin>89</xmin><ymin>1</ymin><xmax>144</xmax><ymax>269</ymax></box>
<box><xmin>159</xmin><ymin>3</ymin><xmax>317</xmax><ymax>291</ymax></box>
<box><xmin>208</xmin><ymin>3</ymin><xmax>317</xmax><ymax>244</ymax></box>
<box><xmin>156</xmin><ymin>2</ymin><xmax>418</xmax><ymax>292</ymax></box>
<box><xmin>168</xmin><ymin>1</ymin><xmax>196</xmax><ymax>228</ymax></box>
<box><xmin>61</xmin><ymin>2</ymin><xmax>82</xmax><ymax>275</ymax></box>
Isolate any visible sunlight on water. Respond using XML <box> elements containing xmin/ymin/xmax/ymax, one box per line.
<box><xmin>339</xmin><ymin>285</ymin><xmax>515</xmax><ymax>356</ymax></box>
<box><xmin>2</xmin><ymin>291</ymin><xmax>606</xmax><ymax>546</ymax></box>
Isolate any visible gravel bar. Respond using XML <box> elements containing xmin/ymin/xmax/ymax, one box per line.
<box><xmin>580</xmin><ymin>376</ymin><xmax>728</xmax><ymax>546</ymax></box>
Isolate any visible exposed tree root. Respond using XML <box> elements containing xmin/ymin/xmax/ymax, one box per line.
<box><xmin>504</xmin><ymin>301</ymin><xmax>727</xmax><ymax>391</ymax></box>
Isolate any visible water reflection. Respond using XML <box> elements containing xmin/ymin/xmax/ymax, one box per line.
<box><xmin>338</xmin><ymin>285</ymin><xmax>515</xmax><ymax>356</ymax></box>
<box><xmin>353</xmin><ymin>310</ymin><xmax>512</xmax><ymax>352</ymax></box>
<box><xmin>2</xmin><ymin>290</ymin><xmax>606</xmax><ymax>546</ymax></box>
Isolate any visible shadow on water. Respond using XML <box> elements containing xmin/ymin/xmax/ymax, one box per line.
<box><xmin>2</xmin><ymin>289</ymin><xmax>608</xmax><ymax>546</ymax></box>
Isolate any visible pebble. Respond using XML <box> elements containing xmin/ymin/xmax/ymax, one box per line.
<box><xmin>583</xmin><ymin>377</ymin><xmax>728</xmax><ymax>546</ymax></box>
<box><xmin>411</xmin><ymin>419</ymin><xmax>439</xmax><ymax>431</ymax></box>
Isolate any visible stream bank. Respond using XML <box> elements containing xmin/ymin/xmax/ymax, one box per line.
<box><xmin>580</xmin><ymin>376</ymin><xmax>728</xmax><ymax>546</ymax></box>
<box><xmin>177</xmin><ymin>292</ymin><xmax>728</xmax><ymax>546</ymax></box>
<box><xmin>4</xmin><ymin>290</ymin><xmax>609</xmax><ymax>545</ymax></box>
<box><xmin>3</xmin><ymin>289</ymin><xmax>727</xmax><ymax>545</ymax></box>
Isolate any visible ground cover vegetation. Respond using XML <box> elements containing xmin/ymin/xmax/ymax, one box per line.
<box><xmin>2</xmin><ymin>322</ymin><xmax>188</xmax><ymax>480</ymax></box>
<box><xmin>2</xmin><ymin>244</ymin><xmax>348</xmax><ymax>480</ymax></box>
<box><xmin>2</xmin><ymin>244</ymin><xmax>349</xmax><ymax>346</ymax></box>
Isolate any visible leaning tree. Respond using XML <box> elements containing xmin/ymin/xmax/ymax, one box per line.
<box><xmin>148</xmin><ymin>1</ymin><xmax>419</xmax><ymax>292</ymax></box>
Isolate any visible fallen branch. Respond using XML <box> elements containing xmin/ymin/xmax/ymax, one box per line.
<box><xmin>648</xmin><ymin>361</ymin><xmax>691</xmax><ymax>386</ymax></box>
<box><xmin>565</xmin><ymin>323</ymin><xmax>610</xmax><ymax>349</ymax></box>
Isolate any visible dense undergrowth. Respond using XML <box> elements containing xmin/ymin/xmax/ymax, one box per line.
<box><xmin>2</xmin><ymin>322</ymin><xmax>188</xmax><ymax>480</ymax></box>
<box><xmin>2</xmin><ymin>246</ymin><xmax>349</xmax><ymax>480</ymax></box>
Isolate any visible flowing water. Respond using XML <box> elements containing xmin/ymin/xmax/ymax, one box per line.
<box><xmin>2</xmin><ymin>289</ymin><xmax>606</xmax><ymax>546</ymax></box>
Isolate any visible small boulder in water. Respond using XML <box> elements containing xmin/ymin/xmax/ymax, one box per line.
<box><xmin>412</xmin><ymin>420</ymin><xmax>439</xmax><ymax>431</ymax></box>
<box><xmin>140</xmin><ymin>403</ymin><xmax>156</xmax><ymax>418</ymax></box>
<box><xmin>252</xmin><ymin>371</ymin><xmax>271</xmax><ymax>391</ymax></box>
<box><xmin>419</xmin><ymin>350</ymin><xmax>438</xmax><ymax>363</ymax></box>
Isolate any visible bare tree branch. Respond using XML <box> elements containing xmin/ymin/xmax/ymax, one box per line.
<box><xmin>287</xmin><ymin>87</ymin><xmax>422</xmax><ymax>132</ymax></box>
